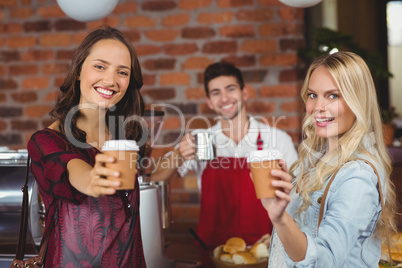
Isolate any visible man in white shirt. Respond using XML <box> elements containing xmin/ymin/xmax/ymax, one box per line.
<box><xmin>151</xmin><ymin>62</ymin><xmax>298</xmax><ymax>249</ymax></box>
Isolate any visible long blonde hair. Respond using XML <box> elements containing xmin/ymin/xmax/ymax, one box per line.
<box><xmin>290</xmin><ymin>51</ymin><xmax>397</xmax><ymax>240</ymax></box>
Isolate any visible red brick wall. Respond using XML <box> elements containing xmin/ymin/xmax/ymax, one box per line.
<box><xmin>0</xmin><ymin>0</ymin><xmax>305</xmax><ymax>243</ymax></box>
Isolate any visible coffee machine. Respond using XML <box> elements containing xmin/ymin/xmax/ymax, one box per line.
<box><xmin>137</xmin><ymin>110</ymin><xmax>174</xmax><ymax>268</ymax></box>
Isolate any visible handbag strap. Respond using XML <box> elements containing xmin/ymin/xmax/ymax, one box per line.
<box><xmin>318</xmin><ymin>158</ymin><xmax>393</xmax><ymax>265</ymax></box>
<box><xmin>15</xmin><ymin>157</ymin><xmax>51</xmax><ymax>261</ymax></box>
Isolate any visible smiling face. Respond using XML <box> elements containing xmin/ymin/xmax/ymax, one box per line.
<box><xmin>206</xmin><ymin>75</ymin><xmax>248</xmax><ymax>120</ymax></box>
<box><xmin>78</xmin><ymin>38</ymin><xmax>131</xmax><ymax>109</ymax></box>
<box><xmin>306</xmin><ymin>66</ymin><xmax>356</xmax><ymax>150</ymax></box>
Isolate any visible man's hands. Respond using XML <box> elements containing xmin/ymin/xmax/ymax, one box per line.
<box><xmin>178</xmin><ymin>133</ymin><xmax>196</xmax><ymax>160</ymax></box>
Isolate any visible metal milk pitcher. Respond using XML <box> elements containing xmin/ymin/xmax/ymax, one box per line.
<box><xmin>194</xmin><ymin>132</ymin><xmax>215</xmax><ymax>161</ymax></box>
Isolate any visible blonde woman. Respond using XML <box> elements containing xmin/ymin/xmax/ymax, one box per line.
<box><xmin>264</xmin><ymin>51</ymin><xmax>397</xmax><ymax>267</ymax></box>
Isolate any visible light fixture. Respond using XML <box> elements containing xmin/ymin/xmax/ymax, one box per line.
<box><xmin>57</xmin><ymin>0</ymin><xmax>119</xmax><ymax>22</ymax></box>
<box><xmin>279</xmin><ymin>0</ymin><xmax>323</xmax><ymax>8</ymax></box>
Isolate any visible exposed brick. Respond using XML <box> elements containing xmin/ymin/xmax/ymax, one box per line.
<box><xmin>114</xmin><ymin>2</ymin><xmax>137</xmax><ymax>14</ymax></box>
<box><xmin>185</xmin><ymin>205</ymin><xmax>200</xmax><ymax>219</ymax></box>
<box><xmin>0</xmin><ymin>134</ymin><xmax>22</xmax><ymax>146</ymax></box>
<box><xmin>10</xmin><ymin>7</ymin><xmax>34</xmax><ymax>19</ymax></box>
<box><xmin>199</xmin><ymin>103</ymin><xmax>215</xmax><ymax>115</ymax></box>
<box><xmin>88</xmin><ymin>17</ymin><xmax>120</xmax><ymax>29</ymax></box>
<box><xmin>145</xmin><ymin>29</ymin><xmax>180</xmax><ymax>42</ymax></box>
<box><xmin>134</xmin><ymin>45</ymin><xmax>161</xmax><ymax>56</ymax></box>
<box><xmin>143</xmin><ymin>58</ymin><xmax>176</xmax><ymax>71</ymax></box>
<box><xmin>218</xmin><ymin>0</ymin><xmax>253</xmax><ymax>7</ymax></box>
<box><xmin>259</xmin><ymin>23</ymin><xmax>302</xmax><ymax>36</ymax></box>
<box><xmin>41</xmin><ymin>119</ymin><xmax>54</xmax><ymax>129</ymax></box>
<box><xmin>55</xmin><ymin>50</ymin><xmax>74</xmax><ymax>60</ymax></box>
<box><xmin>142</xmin><ymin>74</ymin><xmax>156</xmax><ymax>86</ymax></box>
<box><xmin>186</xmin><ymin>116</ymin><xmax>216</xmax><ymax>130</ymax></box>
<box><xmin>23</xmin><ymin>20</ymin><xmax>51</xmax><ymax>32</ymax></box>
<box><xmin>125</xmin><ymin>16</ymin><xmax>158</xmax><ymax>28</ymax></box>
<box><xmin>0</xmin><ymin>107</ymin><xmax>22</xmax><ymax>117</ymax></box>
<box><xmin>280</xmin><ymin>38</ymin><xmax>304</xmax><ymax>51</ymax></box>
<box><xmin>182</xmin><ymin>57</ymin><xmax>213</xmax><ymax>70</ymax></box>
<box><xmin>162</xmin><ymin>131</ymin><xmax>183</xmax><ymax>145</ymax></box>
<box><xmin>279</xmin><ymin>69</ymin><xmax>303</xmax><ymax>82</ymax></box>
<box><xmin>142</xmin><ymin>88</ymin><xmax>176</xmax><ymax>100</ymax></box>
<box><xmin>236</xmin><ymin>9</ymin><xmax>274</xmax><ymax>21</ymax></box>
<box><xmin>278</xmin><ymin>6</ymin><xmax>304</xmax><ymax>21</ymax></box>
<box><xmin>166</xmin><ymin>103</ymin><xmax>197</xmax><ymax>115</ymax></box>
<box><xmin>0</xmin><ymin>79</ymin><xmax>18</xmax><ymax>90</ymax></box>
<box><xmin>197</xmin><ymin>12</ymin><xmax>234</xmax><ymax>24</ymax></box>
<box><xmin>0</xmin><ymin>22</ymin><xmax>22</xmax><ymax>34</ymax></box>
<box><xmin>281</xmin><ymin>100</ymin><xmax>303</xmax><ymax>113</ymax></box>
<box><xmin>11</xmin><ymin>91</ymin><xmax>37</xmax><ymax>103</ymax></box>
<box><xmin>260</xmin><ymin>84</ymin><xmax>299</xmax><ymax>97</ymax></box>
<box><xmin>41</xmin><ymin>63</ymin><xmax>70</xmax><ymax>75</ymax></box>
<box><xmin>162</xmin><ymin>14</ymin><xmax>190</xmax><ymax>26</ymax></box>
<box><xmin>160</xmin><ymin>72</ymin><xmax>190</xmax><ymax>86</ymax></box>
<box><xmin>241</xmin><ymin>40</ymin><xmax>276</xmax><ymax>53</ymax></box>
<box><xmin>37</xmin><ymin>6</ymin><xmax>65</xmax><ymax>18</ymax></box>
<box><xmin>54</xmin><ymin>77</ymin><xmax>65</xmax><ymax>88</ymax></box>
<box><xmin>178</xmin><ymin>0</ymin><xmax>212</xmax><ymax>10</ymax></box>
<box><xmin>222</xmin><ymin>55</ymin><xmax>256</xmax><ymax>67</ymax></box>
<box><xmin>0</xmin><ymin>93</ymin><xmax>6</xmax><ymax>102</ymax></box>
<box><xmin>55</xmin><ymin>19</ymin><xmax>86</xmax><ymax>31</ymax></box>
<box><xmin>182</xmin><ymin>27</ymin><xmax>215</xmax><ymax>39</ymax></box>
<box><xmin>21</xmin><ymin>0</ymin><xmax>31</xmax><ymax>4</ymax></box>
<box><xmin>21</xmin><ymin>50</ymin><xmax>53</xmax><ymax>61</ymax></box>
<box><xmin>6</xmin><ymin>36</ymin><xmax>36</xmax><ymax>48</ymax></box>
<box><xmin>0</xmin><ymin>50</ymin><xmax>20</xmax><ymax>62</ymax></box>
<box><xmin>258</xmin><ymin>0</ymin><xmax>281</xmax><ymax>6</ymax></box>
<box><xmin>9</xmin><ymin>64</ymin><xmax>39</xmax><ymax>76</ymax></box>
<box><xmin>25</xmin><ymin>105</ymin><xmax>53</xmax><ymax>118</ymax></box>
<box><xmin>242</xmin><ymin>69</ymin><xmax>267</xmax><ymax>83</ymax></box>
<box><xmin>260</xmin><ymin>53</ymin><xmax>298</xmax><ymax>66</ymax></box>
<box><xmin>0</xmin><ymin>120</ymin><xmax>6</xmax><ymax>130</ymax></box>
<box><xmin>245</xmin><ymin>85</ymin><xmax>256</xmax><ymax>98</ymax></box>
<box><xmin>219</xmin><ymin>25</ymin><xmax>254</xmax><ymax>38</ymax></box>
<box><xmin>202</xmin><ymin>41</ymin><xmax>237</xmax><ymax>54</ymax></box>
<box><xmin>40</xmin><ymin>33</ymin><xmax>72</xmax><ymax>47</ymax></box>
<box><xmin>121</xmin><ymin>30</ymin><xmax>141</xmax><ymax>42</ymax></box>
<box><xmin>162</xmin><ymin>117</ymin><xmax>182</xmax><ymax>130</ymax></box>
<box><xmin>0</xmin><ymin>0</ymin><xmax>18</xmax><ymax>7</ymax></box>
<box><xmin>44</xmin><ymin>91</ymin><xmax>58</xmax><ymax>102</ymax></box>
<box><xmin>11</xmin><ymin>120</ymin><xmax>38</xmax><ymax>131</ymax></box>
<box><xmin>164</xmin><ymin>43</ymin><xmax>198</xmax><ymax>55</ymax></box>
<box><xmin>72</xmin><ymin>32</ymin><xmax>87</xmax><ymax>45</ymax></box>
<box><xmin>185</xmin><ymin>87</ymin><xmax>206</xmax><ymax>100</ymax></box>
<box><xmin>22</xmin><ymin>77</ymin><xmax>49</xmax><ymax>90</ymax></box>
<box><xmin>246</xmin><ymin>101</ymin><xmax>275</xmax><ymax>114</ymax></box>
<box><xmin>0</xmin><ymin>66</ymin><xmax>5</xmax><ymax>77</ymax></box>
<box><xmin>142</xmin><ymin>1</ymin><xmax>176</xmax><ymax>11</ymax></box>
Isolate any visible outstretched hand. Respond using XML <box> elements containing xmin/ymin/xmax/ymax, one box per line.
<box><xmin>88</xmin><ymin>153</ymin><xmax>122</xmax><ymax>198</ymax></box>
<box><xmin>260</xmin><ymin>159</ymin><xmax>293</xmax><ymax>224</ymax></box>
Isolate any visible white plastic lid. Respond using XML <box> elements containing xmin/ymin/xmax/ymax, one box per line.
<box><xmin>247</xmin><ymin>149</ymin><xmax>284</xmax><ymax>163</ymax></box>
<box><xmin>102</xmin><ymin>140</ymin><xmax>139</xmax><ymax>151</ymax></box>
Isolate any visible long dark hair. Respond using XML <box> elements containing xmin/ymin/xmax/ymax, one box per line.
<box><xmin>50</xmin><ymin>26</ymin><xmax>145</xmax><ymax>148</ymax></box>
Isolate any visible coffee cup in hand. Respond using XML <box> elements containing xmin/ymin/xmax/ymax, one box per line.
<box><xmin>101</xmin><ymin>140</ymin><xmax>139</xmax><ymax>190</ymax></box>
<box><xmin>247</xmin><ymin>150</ymin><xmax>284</xmax><ymax>199</ymax></box>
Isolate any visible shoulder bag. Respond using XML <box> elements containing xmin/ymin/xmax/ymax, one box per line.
<box><xmin>10</xmin><ymin>157</ymin><xmax>51</xmax><ymax>268</ymax></box>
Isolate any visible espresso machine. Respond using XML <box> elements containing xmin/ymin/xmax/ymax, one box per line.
<box><xmin>0</xmin><ymin>110</ymin><xmax>175</xmax><ymax>267</ymax></box>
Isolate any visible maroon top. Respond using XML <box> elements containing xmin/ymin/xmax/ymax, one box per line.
<box><xmin>28</xmin><ymin>128</ymin><xmax>146</xmax><ymax>268</ymax></box>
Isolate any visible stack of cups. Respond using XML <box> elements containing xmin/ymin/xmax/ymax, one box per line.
<box><xmin>247</xmin><ymin>150</ymin><xmax>283</xmax><ymax>199</ymax></box>
<box><xmin>101</xmin><ymin>140</ymin><xmax>139</xmax><ymax>190</ymax></box>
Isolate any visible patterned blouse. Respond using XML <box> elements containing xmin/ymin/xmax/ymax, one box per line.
<box><xmin>28</xmin><ymin>128</ymin><xmax>146</xmax><ymax>268</ymax></box>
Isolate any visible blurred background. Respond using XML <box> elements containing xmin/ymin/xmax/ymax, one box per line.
<box><xmin>0</xmin><ymin>0</ymin><xmax>401</xmax><ymax>247</ymax></box>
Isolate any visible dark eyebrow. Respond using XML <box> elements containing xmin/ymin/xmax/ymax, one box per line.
<box><xmin>94</xmin><ymin>59</ymin><xmax>131</xmax><ymax>70</ymax></box>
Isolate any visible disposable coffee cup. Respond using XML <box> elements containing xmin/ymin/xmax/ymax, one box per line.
<box><xmin>194</xmin><ymin>131</ymin><xmax>215</xmax><ymax>161</ymax></box>
<box><xmin>101</xmin><ymin>140</ymin><xmax>139</xmax><ymax>190</ymax></box>
<box><xmin>247</xmin><ymin>150</ymin><xmax>283</xmax><ymax>199</ymax></box>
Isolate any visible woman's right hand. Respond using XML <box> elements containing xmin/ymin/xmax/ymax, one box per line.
<box><xmin>87</xmin><ymin>153</ymin><xmax>122</xmax><ymax>198</ymax></box>
<box><xmin>260</xmin><ymin>161</ymin><xmax>293</xmax><ymax>225</ymax></box>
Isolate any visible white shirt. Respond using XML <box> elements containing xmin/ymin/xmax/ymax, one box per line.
<box><xmin>177</xmin><ymin>115</ymin><xmax>298</xmax><ymax>191</ymax></box>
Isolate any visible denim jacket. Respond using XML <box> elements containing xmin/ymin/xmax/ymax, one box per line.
<box><xmin>279</xmin><ymin>157</ymin><xmax>385</xmax><ymax>267</ymax></box>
